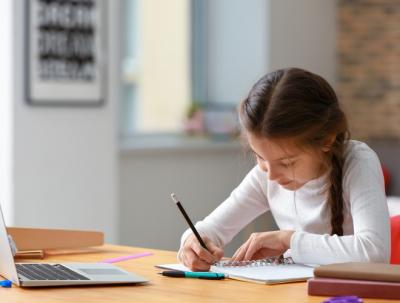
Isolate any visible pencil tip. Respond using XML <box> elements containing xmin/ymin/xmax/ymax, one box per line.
<box><xmin>170</xmin><ymin>193</ymin><xmax>178</xmax><ymax>203</ymax></box>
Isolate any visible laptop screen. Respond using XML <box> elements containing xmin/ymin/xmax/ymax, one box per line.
<box><xmin>0</xmin><ymin>205</ymin><xmax>20</xmax><ymax>285</ymax></box>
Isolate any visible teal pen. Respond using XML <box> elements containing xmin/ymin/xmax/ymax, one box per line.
<box><xmin>160</xmin><ymin>270</ymin><xmax>225</xmax><ymax>280</ymax></box>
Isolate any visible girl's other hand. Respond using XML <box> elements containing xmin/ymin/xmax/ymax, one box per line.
<box><xmin>231</xmin><ymin>230</ymin><xmax>294</xmax><ymax>261</ymax></box>
<box><xmin>178</xmin><ymin>234</ymin><xmax>224</xmax><ymax>271</ymax></box>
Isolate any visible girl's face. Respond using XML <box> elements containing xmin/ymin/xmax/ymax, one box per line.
<box><xmin>246</xmin><ymin>132</ymin><xmax>326</xmax><ymax>191</ymax></box>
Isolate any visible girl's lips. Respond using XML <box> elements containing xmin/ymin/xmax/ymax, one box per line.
<box><xmin>278</xmin><ymin>180</ymin><xmax>292</xmax><ymax>186</ymax></box>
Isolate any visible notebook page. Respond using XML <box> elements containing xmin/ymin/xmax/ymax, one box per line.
<box><xmin>156</xmin><ymin>263</ymin><xmax>190</xmax><ymax>271</ymax></box>
<box><xmin>210</xmin><ymin>263</ymin><xmax>314</xmax><ymax>284</ymax></box>
<box><xmin>155</xmin><ymin>262</ymin><xmax>314</xmax><ymax>284</ymax></box>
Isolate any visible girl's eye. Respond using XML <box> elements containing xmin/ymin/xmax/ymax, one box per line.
<box><xmin>280</xmin><ymin>161</ymin><xmax>294</xmax><ymax>167</ymax></box>
<box><xmin>254</xmin><ymin>153</ymin><xmax>263</xmax><ymax>160</ymax></box>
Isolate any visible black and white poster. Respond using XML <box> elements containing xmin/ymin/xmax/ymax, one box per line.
<box><xmin>27</xmin><ymin>0</ymin><xmax>106</xmax><ymax>106</ymax></box>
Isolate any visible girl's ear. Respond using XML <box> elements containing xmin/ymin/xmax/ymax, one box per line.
<box><xmin>321</xmin><ymin>135</ymin><xmax>336</xmax><ymax>152</ymax></box>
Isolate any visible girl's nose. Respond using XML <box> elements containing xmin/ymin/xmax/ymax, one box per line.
<box><xmin>259</xmin><ymin>162</ymin><xmax>279</xmax><ymax>181</ymax></box>
<box><xmin>258</xmin><ymin>161</ymin><xmax>268</xmax><ymax>173</ymax></box>
<box><xmin>268</xmin><ymin>167</ymin><xmax>280</xmax><ymax>181</ymax></box>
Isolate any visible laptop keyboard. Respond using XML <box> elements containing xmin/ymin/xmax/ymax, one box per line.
<box><xmin>16</xmin><ymin>264</ymin><xmax>90</xmax><ymax>281</ymax></box>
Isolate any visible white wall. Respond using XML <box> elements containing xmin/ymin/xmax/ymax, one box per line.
<box><xmin>1</xmin><ymin>0</ymin><xmax>120</xmax><ymax>243</ymax></box>
<box><xmin>119</xmin><ymin>145</ymin><xmax>277</xmax><ymax>255</ymax></box>
<box><xmin>0</xmin><ymin>0</ymin><xmax>15</xmax><ymax>224</ymax></box>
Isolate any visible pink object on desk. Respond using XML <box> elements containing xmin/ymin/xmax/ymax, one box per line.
<box><xmin>101</xmin><ymin>252</ymin><xmax>153</xmax><ymax>263</ymax></box>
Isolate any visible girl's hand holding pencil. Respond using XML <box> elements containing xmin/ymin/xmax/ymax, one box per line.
<box><xmin>178</xmin><ymin>234</ymin><xmax>223</xmax><ymax>271</ymax></box>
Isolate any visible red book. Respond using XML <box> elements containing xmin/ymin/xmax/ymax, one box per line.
<box><xmin>308</xmin><ymin>277</ymin><xmax>400</xmax><ymax>300</ymax></box>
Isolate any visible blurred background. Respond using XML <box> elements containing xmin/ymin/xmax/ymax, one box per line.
<box><xmin>0</xmin><ymin>0</ymin><xmax>399</xmax><ymax>256</ymax></box>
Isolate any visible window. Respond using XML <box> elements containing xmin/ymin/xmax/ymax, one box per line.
<box><xmin>120</xmin><ymin>0</ymin><xmax>190</xmax><ymax>135</ymax></box>
<box><xmin>120</xmin><ymin>0</ymin><xmax>268</xmax><ymax>138</ymax></box>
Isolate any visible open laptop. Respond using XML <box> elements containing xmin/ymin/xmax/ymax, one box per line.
<box><xmin>0</xmin><ymin>205</ymin><xmax>149</xmax><ymax>287</ymax></box>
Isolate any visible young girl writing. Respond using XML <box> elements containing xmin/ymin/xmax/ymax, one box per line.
<box><xmin>178</xmin><ymin>68</ymin><xmax>390</xmax><ymax>271</ymax></box>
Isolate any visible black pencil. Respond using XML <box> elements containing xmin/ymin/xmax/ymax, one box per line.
<box><xmin>170</xmin><ymin>193</ymin><xmax>209</xmax><ymax>251</ymax></box>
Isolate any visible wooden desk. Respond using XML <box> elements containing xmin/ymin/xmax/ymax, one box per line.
<box><xmin>0</xmin><ymin>245</ymin><xmax>393</xmax><ymax>303</ymax></box>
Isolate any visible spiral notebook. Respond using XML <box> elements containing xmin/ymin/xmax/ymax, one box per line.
<box><xmin>156</xmin><ymin>257</ymin><xmax>315</xmax><ymax>284</ymax></box>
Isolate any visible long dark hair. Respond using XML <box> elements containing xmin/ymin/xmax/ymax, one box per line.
<box><xmin>239</xmin><ymin>68</ymin><xmax>350</xmax><ymax>236</ymax></box>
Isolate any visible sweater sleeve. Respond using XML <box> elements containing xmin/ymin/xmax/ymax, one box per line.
<box><xmin>180</xmin><ymin>165</ymin><xmax>269</xmax><ymax>248</ymax></box>
<box><xmin>290</xmin><ymin>148</ymin><xmax>391</xmax><ymax>265</ymax></box>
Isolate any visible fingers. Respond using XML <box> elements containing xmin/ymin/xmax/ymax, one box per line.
<box><xmin>243</xmin><ymin>239</ymin><xmax>259</xmax><ymax>261</ymax></box>
<box><xmin>207</xmin><ymin>242</ymin><xmax>224</xmax><ymax>260</ymax></box>
<box><xmin>231</xmin><ymin>239</ymin><xmax>251</xmax><ymax>261</ymax></box>
<box><xmin>181</xmin><ymin>248</ymin><xmax>212</xmax><ymax>271</ymax></box>
<box><xmin>179</xmin><ymin>231</ymin><xmax>292</xmax><ymax>269</ymax></box>
<box><xmin>251</xmin><ymin>249</ymin><xmax>281</xmax><ymax>261</ymax></box>
<box><xmin>231</xmin><ymin>245</ymin><xmax>244</xmax><ymax>260</ymax></box>
<box><xmin>232</xmin><ymin>231</ymin><xmax>290</xmax><ymax>262</ymax></box>
<box><xmin>178</xmin><ymin>234</ymin><xmax>224</xmax><ymax>271</ymax></box>
<box><xmin>231</xmin><ymin>233</ymin><xmax>263</xmax><ymax>261</ymax></box>
<box><xmin>191</xmin><ymin>241</ymin><xmax>217</xmax><ymax>263</ymax></box>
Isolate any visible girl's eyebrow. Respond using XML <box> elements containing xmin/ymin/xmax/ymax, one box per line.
<box><xmin>275</xmin><ymin>155</ymin><xmax>298</xmax><ymax>162</ymax></box>
<box><xmin>251</xmin><ymin>149</ymin><xmax>298</xmax><ymax>162</ymax></box>
<box><xmin>252</xmin><ymin>151</ymin><xmax>265</xmax><ymax>160</ymax></box>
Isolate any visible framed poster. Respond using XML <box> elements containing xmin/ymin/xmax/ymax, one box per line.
<box><xmin>26</xmin><ymin>0</ymin><xmax>107</xmax><ymax>106</ymax></box>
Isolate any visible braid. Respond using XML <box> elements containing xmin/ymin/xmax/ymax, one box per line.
<box><xmin>328</xmin><ymin>134</ymin><xmax>347</xmax><ymax>236</ymax></box>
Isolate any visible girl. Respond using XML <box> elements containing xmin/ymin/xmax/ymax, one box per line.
<box><xmin>178</xmin><ymin>68</ymin><xmax>390</xmax><ymax>271</ymax></box>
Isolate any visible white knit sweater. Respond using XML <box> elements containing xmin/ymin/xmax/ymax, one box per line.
<box><xmin>181</xmin><ymin>140</ymin><xmax>390</xmax><ymax>265</ymax></box>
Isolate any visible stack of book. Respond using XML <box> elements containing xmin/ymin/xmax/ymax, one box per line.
<box><xmin>308</xmin><ymin>262</ymin><xmax>400</xmax><ymax>300</ymax></box>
